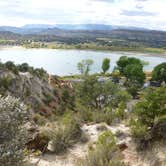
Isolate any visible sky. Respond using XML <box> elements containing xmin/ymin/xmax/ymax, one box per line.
<box><xmin>0</xmin><ymin>0</ymin><xmax>166</xmax><ymax>30</ymax></box>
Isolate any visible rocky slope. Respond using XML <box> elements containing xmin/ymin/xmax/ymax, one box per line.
<box><xmin>0</xmin><ymin>69</ymin><xmax>59</xmax><ymax>115</ymax></box>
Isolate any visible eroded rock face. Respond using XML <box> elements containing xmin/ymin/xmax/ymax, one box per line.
<box><xmin>0</xmin><ymin>70</ymin><xmax>58</xmax><ymax>115</ymax></box>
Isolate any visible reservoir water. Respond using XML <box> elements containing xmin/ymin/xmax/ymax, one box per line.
<box><xmin>0</xmin><ymin>47</ymin><xmax>165</xmax><ymax>76</ymax></box>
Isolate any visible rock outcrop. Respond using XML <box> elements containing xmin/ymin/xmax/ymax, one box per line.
<box><xmin>0</xmin><ymin>70</ymin><xmax>59</xmax><ymax>115</ymax></box>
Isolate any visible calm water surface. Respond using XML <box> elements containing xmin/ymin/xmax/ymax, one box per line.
<box><xmin>0</xmin><ymin>47</ymin><xmax>165</xmax><ymax>76</ymax></box>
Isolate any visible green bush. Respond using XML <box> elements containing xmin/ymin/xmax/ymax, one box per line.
<box><xmin>32</xmin><ymin>113</ymin><xmax>47</xmax><ymax>126</ymax></box>
<box><xmin>130</xmin><ymin>118</ymin><xmax>148</xmax><ymax>139</ymax></box>
<box><xmin>126</xmin><ymin>82</ymin><xmax>141</xmax><ymax>98</ymax></box>
<box><xmin>47</xmin><ymin>114</ymin><xmax>82</xmax><ymax>154</ymax></box>
<box><xmin>32</xmin><ymin>68</ymin><xmax>47</xmax><ymax>78</ymax></box>
<box><xmin>5</xmin><ymin>61</ymin><xmax>19</xmax><ymax>74</ymax></box>
<box><xmin>77</xmin><ymin>102</ymin><xmax>127</xmax><ymax>125</ymax></box>
<box><xmin>48</xmin><ymin>126</ymin><xmax>71</xmax><ymax>154</ymax></box>
<box><xmin>97</xmin><ymin>131</ymin><xmax>116</xmax><ymax>148</ymax></box>
<box><xmin>135</xmin><ymin>87</ymin><xmax>166</xmax><ymax>127</ymax></box>
<box><xmin>92</xmin><ymin>108</ymin><xmax>114</xmax><ymax>125</ymax></box>
<box><xmin>76</xmin><ymin>104</ymin><xmax>93</xmax><ymax>122</ymax></box>
<box><xmin>115</xmin><ymin>102</ymin><xmax>127</xmax><ymax>120</ymax></box>
<box><xmin>17</xmin><ymin>63</ymin><xmax>30</xmax><ymax>72</ymax></box>
<box><xmin>78</xmin><ymin>131</ymin><xmax>123</xmax><ymax>166</ymax></box>
<box><xmin>61</xmin><ymin>88</ymin><xmax>75</xmax><ymax>110</ymax></box>
<box><xmin>116</xmin><ymin>56</ymin><xmax>145</xmax><ymax>89</ymax></box>
<box><xmin>0</xmin><ymin>96</ymin><xmax>28</xmax><ymax>166</ymax></box>
<box><xmin>117</xmin><ymin>56</ymin><xmax>143</xmax><ymax>75</ymax></box>
<box><xmin>17</xmin><ymin>63</ymin><xmax>47</xmax><ymax>78</ymax></box>
<box><xmin>75</xmin><ymin>75</ymin><xmax>130</xmax><ymax>110</ymax></box>
<box><xmin>0</xmin><ymin>76</ymin><xmax>13</xmax><ymax>90</ymax></box>
<box><xmin>151</xmin><ymin>116</ymin><xmax>166</xmax><ymax>139</ymax></box>
<box><xmin>152</xmin><ymin>62</ymin><xmax>166</xmax><ymax>83</ymax></box>
<box><xmin>130</xmin><ymin>87</ymin><xmax>166</xmax><ymax>149</ymax></box>
<box><xmin>102</xmin><ymin>58</ymin><xmax>110</xmax><ymax>74</ymax></box>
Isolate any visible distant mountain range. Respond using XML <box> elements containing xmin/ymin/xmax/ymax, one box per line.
<box><xmin>0</xmin><ymin>24</ymin><xmax>166</xmax><ymax>48</ymax></box>
<box><xmin>55</xmin><ymin>24</ymin><xmax>148</xmax><ymax>31</ymax></box>
<box><xmin>0</xmin><ymin>24</ymin><xmax>149</xmax><ymax>34</ymax></box>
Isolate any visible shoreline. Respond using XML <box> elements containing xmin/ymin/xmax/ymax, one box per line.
<box><xmin>0</xmin><ymin>45</ymin><xmax>165</xmax><ymax>76</ymax></box>
<box><xmin>1</xmin><ymin>45</ymin><xmax>166</xmax><ymax>58</ymax></box>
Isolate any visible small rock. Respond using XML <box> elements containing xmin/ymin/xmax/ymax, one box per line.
<box><xmin>118</xmin><ymin>142</ymin><xmax>128</xmax><ymax>151</ymax></box>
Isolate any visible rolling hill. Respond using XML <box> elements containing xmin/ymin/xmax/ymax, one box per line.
<box><xmin>0</xmin><ymin>24</ymin><xmax>166</xmax><ymax>48</ymax></box>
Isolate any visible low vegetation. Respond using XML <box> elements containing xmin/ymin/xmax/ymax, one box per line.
<box><xmin>0</xmin><ymin>55</ymin><xmax>165</xmax><ymax>165</ymax></box>
<box><xmin>0</xmin><ymin>96</ymin><xmax>29</xmax><ymax>166</ymax></box>
<box><xmin>78</xmin><ymin>131</ymin><xmax>123</xmax><ymax>166</ymax></box>
<box><xmin>21</xmin><ymin>41</ymin><xmax>166</xmax><ymax>54</ymax></box>
<box><xmin>77</xmin><ymin>59</ymin><xmax>94</xmax><ymax>75</ymax></box>
<box><xmin>130</xmin><ymin>87</ymin><xmax>166</xmax><ymax>149</ymax></box>
<box><xmin>102</xmin><ymin>58</ymin><xmax>110</xmax><ymax>74</ymax></box>
<box><xmin>152</xmin><ymin>62</ymin><xmax>166</xmax><ymax>83</ymax></box>
<box><xmin>0</xmin><ymin>61</ymin><xmax>47</xmax><ymax>79</ymax></box>
<box><xmin>75</xmin><ymin>75</ymin><xmax>131</xmax><ymax>110</ymax></box>
<box><xmin>1</xmin><ymin>27</ymin><xmax>166</xmax><ymax>54</ymax></box>
<box><xmin>42</xmin><ymin>113</ymin><xmax>82</xmax><ymax>154</ymax></box>
<box><xmin>116</xmin><ymin>56</ymin><xmax>146</xmax><ymax>98</ymax></box>
<box><xmin>74</xmin><ymin>74</ymin><xmax>131</xmax><ymax>125</ymax></box>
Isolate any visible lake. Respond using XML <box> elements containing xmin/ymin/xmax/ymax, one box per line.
<box><xmin>0</xmin><ymin>47</ymin><xmax>166</xmax><ymax>76</ymax></box>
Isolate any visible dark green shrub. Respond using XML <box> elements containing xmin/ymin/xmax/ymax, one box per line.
<box><xmin>151</xmin><ymin>116</ymin><xmax>166</xmax><ymax>139</ymax></box>
<box><xmin>116</xmin><ymin>56</ymin><xmax>145</xmax><ymax>89</ymax></box>
<box><xmin>0</xmin><ymin>76</ymin><xmax>13</xmax><ymax>90</ymax></box>
<box><xmin>32</xmin><ymin>68</ymin><xmax>47</xmax><ymax>78</ymax></box>
<box><xmin>126</xmin><ymin>82</ymin><xmax>141</xmax><ymax>98</ymax></box>
<box><xmin>61</xmin><ymin>88</ymin><xmax>75</xmax><ymax>110</ymax></box>
<box><xmin>17</xmin><ymin>63</ymin><xmax>29</xmax><ymax>72</ymax></box>
<box><xmin>75</xmin><ymin>75</ymin><xmax>130</xmax><ymax>110</ymax></box>
<box><xmin>117</xmin><ymin>56</ymin><xmax>143</xmax><ymax>75</ymax></box>
<box><xmin>0</xmin><ymin>96</ymin><xmax>28</xmax><ymax>166</ymax></box>
<box><xmin>152</xmin><ymin>62</ymin><xmax>166</xmax><ymax>83</ymax></box>
<box><xmin>134</xmin><ymin>87</ymin><xmax>166</xmax><ymax>127</ymax></box>
<box><xmin>5</xmin><ymin>61</ymin><xmax>19</xmax><ymax>74</ymax></box>
<box><xmin>130</xmin><ymin>87</ymin><xmax>166</xmax><ymax>149</ymax></box>
<box><xmin>115</xmin><ymin>102</ymin><xmax>127</xmax><ymax>120</ymax></box>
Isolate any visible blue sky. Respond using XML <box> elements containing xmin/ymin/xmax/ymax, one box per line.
<box><xmin>0</xmin><ymin>0</ymin><xmax>166</xmax><ymax>30</ymax></box>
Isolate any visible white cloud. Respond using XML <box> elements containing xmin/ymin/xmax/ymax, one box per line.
<box><xmin>0</xmin><ymin>0</ymin><xmax>165</xmax><ymax>30</ymax></box>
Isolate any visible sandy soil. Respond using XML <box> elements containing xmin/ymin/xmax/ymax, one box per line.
<box><xmin>29</xmin><ymin>123</ymin><xmax>166</xmax><ymax>166</ymax></box>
